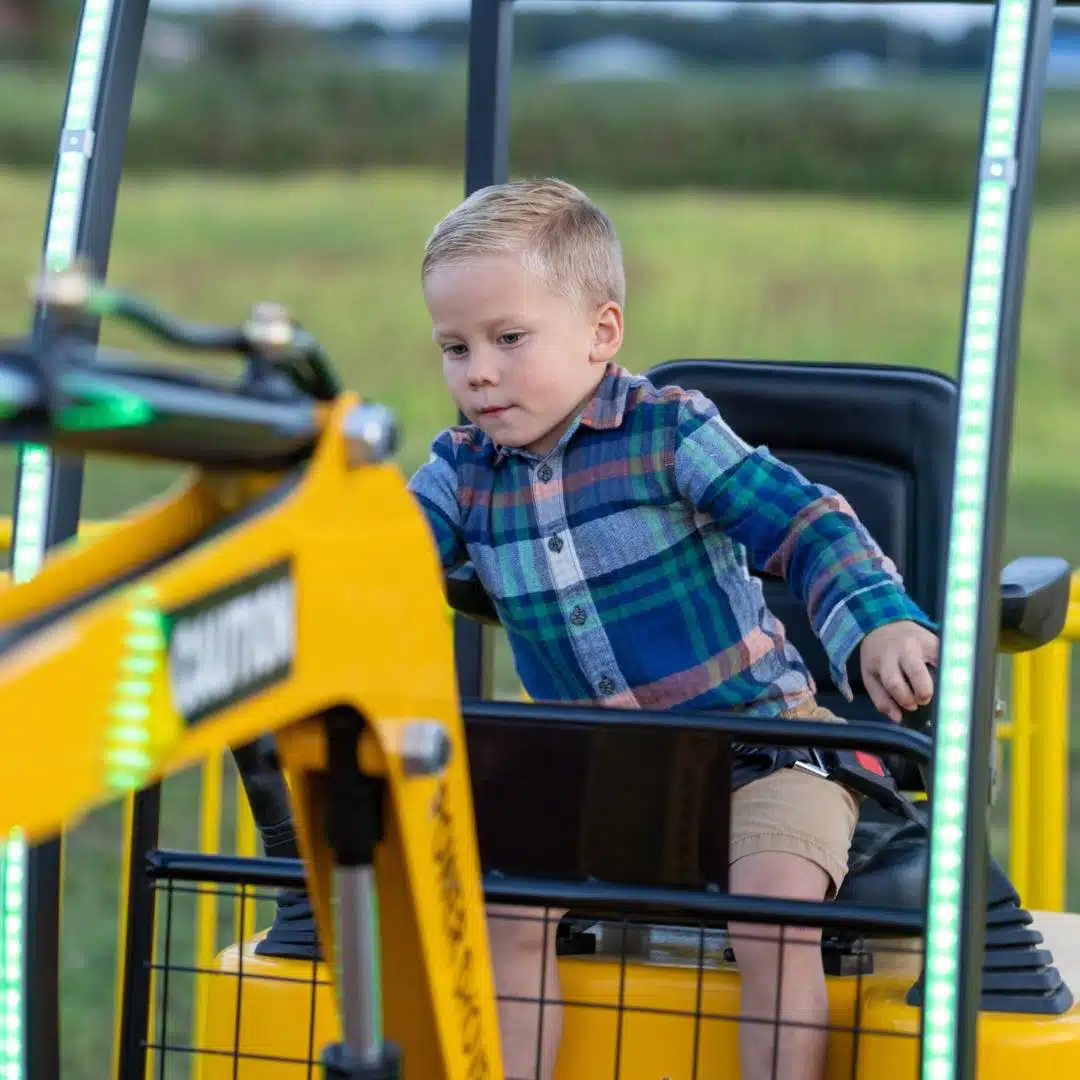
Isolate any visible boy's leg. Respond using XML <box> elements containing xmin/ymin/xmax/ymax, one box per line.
<box><xmin>727</xmin><ymin>765</ymin><xmax>859</xmax><ymax>1080</ymax></box>
<box><xmin>486</xmin><ymin>903</ymin><xmax>565</xmax><ymax>1080</ymax></box>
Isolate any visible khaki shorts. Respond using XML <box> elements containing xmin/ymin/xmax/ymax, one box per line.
<box><xmin>730</xmin><ymin>700</ymin><xmax>860</xmax><ymax>897</ymax></box>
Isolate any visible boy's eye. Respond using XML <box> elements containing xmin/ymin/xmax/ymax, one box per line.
<box><xmin>441</xmin><ymin>343</ymin><xmax>467</xmax><ymax>357</ymax></box>
<box><xmin>499</xmin><ymin>332</ymin><xmax>523</xmax><ymax>346</ymax></box>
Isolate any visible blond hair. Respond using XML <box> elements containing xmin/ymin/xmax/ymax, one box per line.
<box><xmin>421</xmin><ymin>177</ymin><xmax>626</xmax><ymax>309</ymax></box>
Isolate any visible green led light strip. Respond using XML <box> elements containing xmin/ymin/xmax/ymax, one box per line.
<box><xmin>12</xmin><ymin>0</ymin><xmax>116</xmax><ymax>585</ymax></box>
<box><xmin>920</xmin><ymin>3</ymin><xmax>1033</xmax><ymax>1079</ymax></box>
<box><xmin>5</xmin><ymin>1</ymin><xmax>119</xmax><ymax>1075</ymax></box>
<box><xmin>0</xmin><ymin>842</ymin><xmax>24</xmax><ymax>1080</ymax></box>
<box><xmin>12</xmin><ymin>0</ymin><xmax>115</xmax><ymax>583</ymax></box>
<box><xmin>105</xmin><ymin>586</ymin><xmax>164</xmax><ymax>793</ymax></box>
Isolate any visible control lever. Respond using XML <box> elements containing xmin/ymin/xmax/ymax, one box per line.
<box><xmin>31</xmin><ymin>264</ymin><xmax>342</xmax><ymax>401</ymax></box>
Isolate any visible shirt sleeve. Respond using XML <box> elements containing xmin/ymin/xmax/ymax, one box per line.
<box><xmin>406</xmin><ymin>429</ymin><xmax>469</xmax><ymax>576</ymax></box>
<box><xmin>671</xmin><ymin>389</ymin><xmax>936</xmax><ymax>699</ymax></box>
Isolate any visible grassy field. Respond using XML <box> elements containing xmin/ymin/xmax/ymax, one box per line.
<box><xmin>0</xmin><ymin>167</ymin><xmax>1078</xmax><ymax>1078</ymax></box>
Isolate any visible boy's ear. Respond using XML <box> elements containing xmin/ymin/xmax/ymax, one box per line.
<box><xmin>590</xmin><ymin>301</ymin><xmax>624</xmax><ymax>364</ymax></box>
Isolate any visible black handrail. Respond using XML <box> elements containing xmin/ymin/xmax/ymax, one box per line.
<box><xmin>146</xmin><ymin>850</ymin><xmax>306</xmax><ymax>889</ymax></box>
<box><xmin>462</xmin><ymin>698</ymin><xmax>933</xmax><ymax>764</ymax></box>
<box><xmin>145</xmin><ymin>849</ymin><xmax>923</xmax><ymax>938</ymax></box>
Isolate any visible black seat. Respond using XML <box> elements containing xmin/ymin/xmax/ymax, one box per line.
<box><xmin>645</xmin><ymin>358</ymin><xmax>958</xmax><ymax>789</ymax></box>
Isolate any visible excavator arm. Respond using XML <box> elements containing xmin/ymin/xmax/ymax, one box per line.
<box><xmin>0</xmin><ymin>272</ymin><xmax>504</xmax><ymax>1080</ymax></box>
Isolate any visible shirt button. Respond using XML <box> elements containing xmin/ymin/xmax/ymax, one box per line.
<box><xmin>570</xmin><ymin>606</ymin><xmax>587</xmax><ymax>626</ymax></box>
<box><xmin>598</xmin><ymin>676</ymin><xmax>615</xmax><ymax>696</ymax></box>
<box><xmin>537</xmin><ymin>464</ymin><xmax>553</xmax><ymax>482</ymax></box>
<box><xmin>547</xmin><ymin>535</ymin><xmax>564</xmax><ymax>554</ymax></box>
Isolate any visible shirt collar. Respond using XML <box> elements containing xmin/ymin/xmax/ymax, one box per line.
<box><xmin>490</xmin><ymin>364</ymin><xmax>633</xmax><ymax>466</ymax></box>
<box><xmin>579</xmin><ymin>363</ymin><xmax>632</xmax><ymax>432</ymax></box>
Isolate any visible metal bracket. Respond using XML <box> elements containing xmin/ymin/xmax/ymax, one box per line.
<box><xmin>981</xmin><ymin>155</ymin><xmax>1017</xmax><ymax>188</ymax></box>
<box><xmin>59</xmin><ymin>128</ymin><xmax>95</xmax><ymax>157</ymax></box>
<box><xmin>792</xmin><ymin>747</ymin><xmax>830</xmax><ymax>779</ymax></box>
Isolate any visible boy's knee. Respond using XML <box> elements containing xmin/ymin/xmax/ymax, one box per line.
<box><xmin>485</xmin><ymin>905</ymin><xmax>563</xmax><ymax>992</ymax></box>
<box><xmin>727</xmin><ymin>851</ymin><xmax>831</xmax><ymax>977</ymax></box>
<box><xmin>486</xmin><ymin>898</ymin><xmax>561</xmax><ymax>941</ymax></box>
<box><xmin>486</xmin><ymin>904</ymin><xmax>562</xmax><ymax>950</ymax></box>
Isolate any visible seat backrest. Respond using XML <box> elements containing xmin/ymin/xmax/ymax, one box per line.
<box><xmin>647</xmin><ymin>358</ymin><xmax>957</xmax><ymax>708</ymax></box>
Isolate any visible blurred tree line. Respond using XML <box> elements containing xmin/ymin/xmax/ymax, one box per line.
<box><xmin>311</xmin><ymin>6</ymin><xmax>1077</xmax><ymax>74</ymax></box>
<box><xmin>0</xmin><ymin>0</ymin><xmax>80</xmax><ymax>64</ymax></box>
<box><xmin>10</xmin><ymin>2</ymin><xmax>1080</xmax><ymax>73</ymax></box>
<box><xmin>378</xmin><ymin>9</ymin><xmax>1001</xmax><ymax>72</ymax></box>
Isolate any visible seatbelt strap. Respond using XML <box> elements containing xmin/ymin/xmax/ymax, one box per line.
<box><xmin>794</xmin><ymin>746</ymin><xmax>921</xmax><ymax>823</ymax></box>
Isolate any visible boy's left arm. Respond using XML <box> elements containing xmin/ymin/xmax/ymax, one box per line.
<box><xmin>673</xmin><ymin>392</ymin><xmax>939</xmax><ymax>721</ymax></box>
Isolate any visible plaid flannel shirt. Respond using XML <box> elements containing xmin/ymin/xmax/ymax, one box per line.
<box><xmin>408</xmin><ymin>365</ymin><xmax>932</xmax><ymax>716</ymax></box>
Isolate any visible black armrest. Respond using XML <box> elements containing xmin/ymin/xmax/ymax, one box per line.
<box><xmin>445</xmin><ymin>571</ymin><xmax>501</xmax><ymax>627</ymax></box>
<box><xmin>998</xmin><ymin>556</ymin><xmax>1072</xmax><ymax>654</ymax></box>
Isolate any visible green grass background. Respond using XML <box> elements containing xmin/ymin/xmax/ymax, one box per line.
<box><xmin>0</xmin><ymin>167</ymin><xmax>1077</xmax><ymax>1078</ymax></box>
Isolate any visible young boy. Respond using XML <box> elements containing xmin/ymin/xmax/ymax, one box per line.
<box><xmin>407</xmin><ymin>178</ymin><xmax>939</xmax><ymax>1080</ymax></box>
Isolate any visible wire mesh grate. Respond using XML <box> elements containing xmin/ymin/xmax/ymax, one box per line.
<box><xmin>485</xmin><ymin>906</ymin><xmax>922</xmax><ymax>1080</ymax></box>
<box><xmin>141</xmin><ymin>870</ymin><xmax>922</xmax><ymax>1080</ymax></box>
<box><xmin>144</xmin><ymin>876</ymin><xmax>330</xmax><ymax>1080</ymax></box>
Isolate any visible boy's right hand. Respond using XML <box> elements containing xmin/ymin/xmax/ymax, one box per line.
<box><xmin>859</xmin><ymin>621</ymin><xmax>940</xmax><ymax>723</ymax></box>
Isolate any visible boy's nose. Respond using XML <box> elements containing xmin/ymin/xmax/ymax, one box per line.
<box><xmin>467</xmin><ymin>351</ymin><xmax>498</xmax><ymax>387</ymax></box>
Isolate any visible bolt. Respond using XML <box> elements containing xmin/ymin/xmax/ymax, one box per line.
<box><xmin>400</xmin><ymin>721</ymin><xmax>452</xmax><ymax>777</ymax></box>
<box><xmin>30</xmin><ymin>261</ymin><xmax>92</xmax><ymax>312</ymax></box>
<box><xmin>343</xmin><ymin>402</ymin><xmax>398</xmax><ymax>466</ymax></box>
<box><xmin>244</xmin><ymin>301</ymin><xmax>294</xmax><ymax>353</ymax></box>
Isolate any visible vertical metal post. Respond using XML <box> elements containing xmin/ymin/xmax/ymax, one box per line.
<box><xmin>2</xmin><ymin>2</ymin><xmax>151</xmax><ymax>1079</ymax></box>
<box><xmin>1026</xmin><ymin>641</ymin><xmax>1070</xmax><ymax>911</ymax></box>
<box><xmin>455</xmin><ymin>0</ymin><xmax>515</xmax><ymax>700</ymax></box>
<box><xmin>919</xmin><ymin>1</ymin><xmax>1054</xmax><ymax>1078</ymax></box>
<box><xmin>337</xmin><ymin>866</ymin><xmax>383</xmax><ymax>1062</ymax></box>
<box><xmin>465</xmin><ymin>0</ymin><xmax>514</xmax><ymax>197</ymax></box>
<box><xmin>113</xmin><ymin>785</ymin><xmax>161</xmax><ymax>1080</ymax></box>
<box><xmin>21</xmin><ymin>840</ymin><xmax>63</xmax><ymax>1080</ymax></box>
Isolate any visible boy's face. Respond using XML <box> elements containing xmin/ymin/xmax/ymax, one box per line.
<box><xmin>424</xmin><ymin>251</ymin><xmax>623</xmax><ymax>456</ymax></box>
